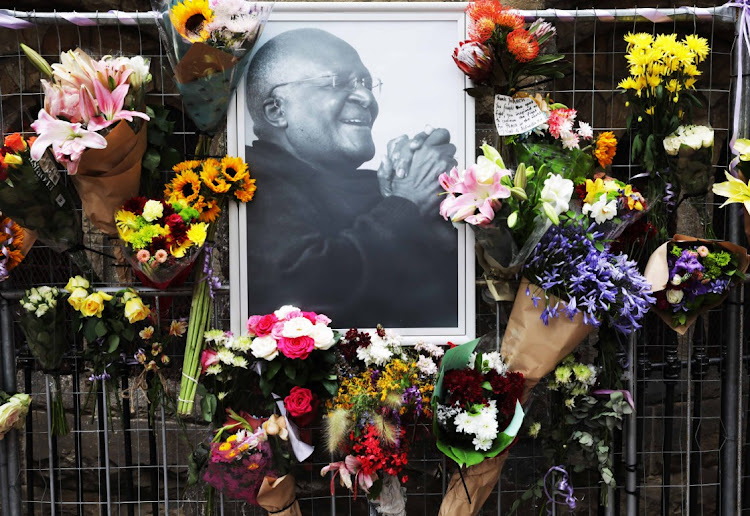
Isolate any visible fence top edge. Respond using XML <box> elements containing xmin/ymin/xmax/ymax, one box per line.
<box><xmin>0</xmin><ymin>4</ymin><xmax>738</xmax><ymax>25</ymax></box>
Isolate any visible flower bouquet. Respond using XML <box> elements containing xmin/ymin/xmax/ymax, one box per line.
<box><xmin>167</xmin><ymin>157</ymin><xmax>257</xmax><ymax>416</ymax></box>
<box><xmin>664</xmin><ymin>125</ymin><xmax>714</xmax><ymax>196</ymax></box>
<box><xmin>574</xmin><ymin>174</ymin><xmax>648</xmax><ymax>240</ymax></box>
<box><xmin>23</xmin><ymin>46</ymin><xmax>152</xmax><ymax>235</ymax></box>
<box><xmin>150</xmin><ymin>0</ymin><xmax>272</xmax><ymax>135</ymax></box>
<box><xmin>438</xmin><ymin>144</ymin><xmax>573</xmax><ymax>297</ymax></box>
<box><xmin>19</xmin><ymin>286</ymin><xmax>70</xmax><ymax>435</ymax></box>
<box><xmin>644</xmin><ymin>235</ymin><xmax>748</xmax><ymax>334</ymax></box>
<box><xmin>0</xmin><ymin>133</ymin><xmax>93</xmax><ymax>272</ymax></box>
<box><xmin>0</xmin><ymin>214</ymin><xmax>32</xmax><ymax>281</ymax></box>
<box><xmin>323</xmin><ymin>328</ymin><xmax>439</xmax><ymax>516</ymax></box>
<box><xmin>116</xmin><ymin>197</ymin><xmax>208</xmax><ymax>289</ymax></box>
<box><xmin>64</xmin><ymin>276</ymin><xmax>151</xmax><ymax>380</ymax></box>
<box><xmin>0</xmin><ymin>392</ymin><xmax>30</xmax><ymax>440</ymax></box>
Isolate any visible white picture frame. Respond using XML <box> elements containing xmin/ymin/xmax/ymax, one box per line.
<box><xmin>228</xmin><ymin>2</ymin><xmax>475</xmax><ymax>343</ymax></box>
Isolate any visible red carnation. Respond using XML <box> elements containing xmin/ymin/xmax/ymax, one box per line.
<box><xmin>444</xmin><ymin>368</ymin><xmax>486</xmax><ymax>407</ymax></box>
<box><xmin>166</xmin><ymin>214</ymin><xmax>188</xmax><ymax>243</ymax></box>
<box><xmin>122</xmin><ymin>196</ymin><xmax>148</xmax><ymax>215</ymax></box>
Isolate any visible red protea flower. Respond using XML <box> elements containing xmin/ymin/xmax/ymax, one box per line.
<box><xmin>453</xmin><ymin>40</ymin><xmax>494</xmax><ymax>82</ymax></box>
<box><xmin>469</xmin><ymin>17</ymin><xmax>497</xmax><ymax>43</ymax></box>
<box><xmin>506</xmin><ymin>28</ymin><xmax>539</xmax><ymax>63</ymax></box>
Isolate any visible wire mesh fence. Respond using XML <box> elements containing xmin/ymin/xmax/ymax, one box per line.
<box><xmin>0</xmin><ymin>4</ymin><xmax>745</xmax><ymax>516</ymax></box>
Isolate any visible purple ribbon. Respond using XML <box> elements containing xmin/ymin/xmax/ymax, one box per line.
<box><xmin>593</xmin><ymin>389</ymin><xmax>636</xmax><ymax>410</ymax></box>
<box><xmin>89</xmin><ymin>371</ymin><xmax>111</xmax><ymax>381</ymax></box>
<box><xmin>202</xmin><ymin>245</ymin><xmax>221</xmax><ymax>299</ymax></box>
<box><xmin>727</xmin><ymin>1</ymin><xmax>750</xmax><ymax>175</ymax></box>
<box><xmin>61</xmin><ymin>12</ymin><xmax>96</xmax><ymax>26</ymax></box>
<box><xmin>108</xmin><ymin>10</ymin><xmax>138</xmax><ymax>25</ymax></box>
<box><xmin>0</xmin><ymin>12</ymin><xmax>33</xmax><ymax>29</ymax></box>
<box><xmin>543</xmin><ymin>466</ymin><xmax>577</xmax><ymax>514</ymax></box>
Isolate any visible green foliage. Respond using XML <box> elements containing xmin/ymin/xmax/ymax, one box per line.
<box><xmin>141</xmin><ymin>104</ymin><xmax>182</xmax><ymax>198</ymax></box>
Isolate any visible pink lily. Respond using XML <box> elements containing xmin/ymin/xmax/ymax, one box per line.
<box><xmin>51</xmin><ymin>49</ymin><xmax>98</xmax><ymax>94</ymax></box>
<box><xmin>30</xmin><ymin>109</ymin><xmax>107</xmax><ymax>175</ymax></box>
<box><xmin>86</xmin><ymin>80</ymin><xmax>149</xmax><ymax>131</ymax></box>
<box><xmin>439</xmin><ymin>166</ymin><xmax>464</xmax><ymax>194</ymax></box>
<box><xmin>438</xmin><ymin>166</ymin><xmax>510</xmax><ymax>226</ymax></box>
<box><xmin>42</xmin><ymin>80</ymin><xmax>82</xmax><ymax>123</ymax></box>
<box><xmin>321</xmin><ymin>456</ymin><xmax>375</xmax><ymax>498</ymax></box>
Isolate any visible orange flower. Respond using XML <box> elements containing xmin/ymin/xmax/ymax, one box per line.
<box><xmin>220</xmin><ymin>156</ymin><xmax>249</xmax><ymax>183</ymax></box>
<box><xmin>173</xmin><ymin>160</ymin><xmax>201</xmax><ymax>174</ymax></box>
<box><xmin>469</xmin><ymin>18</ymin><xmax>497</xmax><ymax>43</ymax></box>
<box><xmin>495</xmin><ymin>9</ymin><xmax>525</xmax><ymax>31</ymax></box>
<box><xmin>3</xmin><ymin>134</ymin><xmax>27</xmax><ymax>153</ymax></box>
<box><xmin>198</xmin><ymin>199</ymin><xmax>222</xmax><ymax>223</ymax></box>
<box><xmin>466</xmin><ymin>0</ymin><xmax>503</xmax><ymax>23</ymax></box>
<box><xmin>200</xmin><ymin>160</ymin><xmax>231</xmax><ymax>194</ymax></box>
<box><xmin>594</xmin><ymin>132</ymin><xmax>617</xmax><ymax>168</ymax></box>
<box><xmin>0</xmin><ymin>217</ymin><xmax>25</xmax><ymax>270</ymax></box>
<box><xmin>234</xmin><ymin>176</ymin><xmax>257</xmax><ymax>203</ymax></box>
<box><xmin>506</xmin><ymin>29</ymin><xmax>539</xmax><ymax>63</ymax></box>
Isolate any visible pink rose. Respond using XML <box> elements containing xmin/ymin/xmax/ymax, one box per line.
<box><xmin>302</xmin><ymin>311</ymin><xmax>318</xmax><ymax>324</ymax></box>
<box><xmin>315</xmin><ymin>313</ymin><xmax>332</xmax><ymax>326</ymax></box>
<box><xmin>284</xmin><ymin>386</ymin><xmax>319</xmax><ymax>426</ymax></box>
<box><xmin>277</xmin><ymin>336</ymin><xmax>315</xmax><ymax>360</ymax></box>
<box><xmin>271</xmin><ymin>321</ymin><xmax>285</xmax><ymax>339</ymax></box>
<box><xmin>247</xmin><ymin>313</ymin><xmax>278</xmax><ymax>337</ymax></box>
<box><xmin>200</xmin><ymin>349</ymin><xmax>219</xmax><ymax>374</ymax></box>
<box><xmin>283</xmin><ymin>309</ymin><xmax>303</xmax><ymax>321</ymax></box>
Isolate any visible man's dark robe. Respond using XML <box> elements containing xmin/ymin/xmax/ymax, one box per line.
<box><xmin>244</xmin><ymin>140</ymin><xmax>458</xmax><ymax>328</ymax></box>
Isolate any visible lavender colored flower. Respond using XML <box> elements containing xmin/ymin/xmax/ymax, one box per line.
<box><xmin>524</xmin><ymin>215</ymin><xmax>655</xmax><ymax>335</ymax></box>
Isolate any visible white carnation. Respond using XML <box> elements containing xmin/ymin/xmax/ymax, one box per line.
<box><xmin>416</xmin><ymin>355</ymin><xmax>438</xmax><ymax>376</ymax></box>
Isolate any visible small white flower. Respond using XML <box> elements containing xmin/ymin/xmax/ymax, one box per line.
<box><xmin>582</xmin><ymin>193</ymin><xmax>618</xmax><ymax>224</ymax></box>
<box><xmin>217</xmin><ymin>391</ymin><xmax>227</xmax><ymax>400</ymax></box>
<box><xmin>233</xmin><ymin>336</ymin><xmax>252</xmax><ymax>353</ymax></box>
<box><xmin>217</xmin><ymin>348</ymin><xmax>235</xmax><ymax>365</ymax></box>
<box><xmin>414</xmin><ymin>342</ymin><xmax>444</xmax><ymax>358</ymax></box>
<box><xmin>472</xmin><ymin>436</ymin><xmax>493</xmax><ymax>451</ymax></box>
<box><xmin>666</xmin><ymin>289</ymin><xmax>684</xmax><ymax>304</ymax></box>
<box><xmin>231</xmin><ymin>356</ymin><xmax>248</xmax><ymax>369</ymax></box>
<box><xmin>577</xmin><ymin>121</ymin><xmax>593</xmax><ymax>140</ymax></box>
<box><xmin>206</xmin><ymin>364</ymin><xmax>222</xmax><ymax>375</ymax></box>
<box><xmin>35</xmin><ymin>305</ymin><xmax>49</xmax><ymax>317</ymax></box>
<box><xmin>560</xmin><ymin>130</ymin><xmax>580</xmax><ymax>150</ymax></box>
<box><xmin>416</xmin><ymin>355</ymin><xmax>438</xmax><ymax>376</ymax></box>
<box><xmin>671</xmin><ymin>275</ymin><xmax>683</xmax><ymax>286</ymax></box>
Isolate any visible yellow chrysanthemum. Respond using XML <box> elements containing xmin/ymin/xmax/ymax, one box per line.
<box><xmin>681</xmin><ymin>63</ymin><xmax>701</xmax><ymax>78</ymax></box>
<box><xmin>200</xmin><ymin>160</ymin><xmax>231</xmax><ymax>194</ymax></box>
<box><xmin>618</xmin><ymin>77</ymin><xmax>639</xmax><ymax>90</ymax></box>
<box><xmin>166</xmin><ymin>169</ymin><xmax>203</xmax><ymax>206</ymax></box>
<box><xmin>186</xmin><ymin>222</ymin><xmax>208</xmax><ymax>246</ymax></box>
<box><xmin>664</xmin><ymin>79</ymin><xmax>682</xmax><ymax>93</ymax></box>
<box><xmin>169</xmin><ymin>0</ymin><xmax>213</xmax><ymax>43</ymax></box>
<box><xmin>234</xmin><ymin>176</ymin><xmax>257</xmax><ymax>203</ymax></box>
<box><xmin>624</xmin><ymin>32</ymin><xmax>654</xmax><ymax>49</ymax></box>
<box><xmin>684</xmin><ymin>77</ymin><xmax>697</xmax><ymax>89</ymax></box>
<box><xmin>645</xmin><ymin>106</ymin><xmax>655</xmax><ymax>116</ymax></box>
<box><xmin>220</xmin><ymin>156</ymin><xmax>249</xmax><ymax>183</ymax></box>
<box><xmin>115</xmin><ymin>210</ymin><xmax>140</xmax><ymax>241</ymax></box>
<box><xmin>594</xmin><ymin>132</ymin><xmax>617</xmax><ymax>169</ymax></box>
<box><xmin>170</xmin><ymin>239</ymin><xmax>192</xmax><ymax>259</ymax></box>
<box><xmin>683</xmin><ymin>34</ymin><xmax>710</xmax><ymax>61</ymax></box>
<box><xmin>646</xmin><ymin>74</ymin><xmax>661</xmax><ymax>88</ymax></box>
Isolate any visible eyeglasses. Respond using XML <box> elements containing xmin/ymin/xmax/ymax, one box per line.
<box><xmin>270</xmin><ymin>74</ymin><xmax>383</xmax><ymax>96</ymax></box>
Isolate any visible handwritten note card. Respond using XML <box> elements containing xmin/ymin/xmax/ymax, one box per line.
<box><xmin>494</xmin><ymin>95</ymin><xmax>548</xmax><ymax>136</ymax></box>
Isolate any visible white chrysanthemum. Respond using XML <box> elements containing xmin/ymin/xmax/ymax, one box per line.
<box><xmin>414</xmin><ymin>342</ymin><xmax>444</xmax><ymax>358</ymax></box>
<box><xmin>204</xmin><ymin>329</ymin><xmax>226</xmax><ymax>343</ymax></box>
<box><xmin>357</xmin><ymin>340</ymin><xmax>393</xmax><ymax>367</ymax></box>
<box><xmin>231</xmin><ymin>356</ymin><xmax>248</xmax><ymax>369</ymax></box>
<box><xmin>217</xmin><ymin>348</ymin><xmax>235</xmax><ymax>365</ymax></box>
<box><xmin>233</xmin><ymin>336</ymin><xmax>252</xmax><ymax>353</ymax></box>
<box><xmin>206</xmin><ymin>364</ymin><xmax>222</xmax><ymax>376</ymax></box>
<box><xmin>416</xmin><ymin>355</ymin><xmax>438</xmax><ymax>376</ymax></box>
<box><xmin>577</xmin><ymin>121</ymin><xmax>593</xmax><ymax>140</ymax></box>
<box><xmin>472</xmin><ymin>436</ymin><xmax>494</xmax><ymax>451</ymax></box>
<box><xmin>454</xmin><ymin>411</ymin><xmax>477</xmax><ymax>435</ymax></box>
<box><xmin>217</xmin><ymin>392</ymin><xmax>228</xmax><ymax>401</ymax></box>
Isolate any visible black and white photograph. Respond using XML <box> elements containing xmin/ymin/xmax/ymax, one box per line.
<box><xmin>231</xmin><ymin>5</ymin><xmax>475</xmax><ymax>338</ymax></box>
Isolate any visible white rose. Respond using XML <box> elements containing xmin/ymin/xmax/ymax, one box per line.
<box><xmin>281</xmin><ymin>316</ymin><xmax>314</xmax><ymax>338</ymax></box>
<box><xmin>250</xmin><ymin>335</ymin><xmax>278</xmax><ymax>361</ymax></box>
<box><xmin>666</xmin><ymin>289</ymin><xmax>684</xmax><ymax>304</ymax></box>
<box><xmin>35</xmin><ymin>305</ymin><xmax>49</xmax><ymax>318</ymax></box>
<box><xmin>540</xmin><ymin>174</ymin><xmax>574</xmax><ymax>215</ymax></box>
<box><xmin>310</xmin><ymin>324</ymin><xmax>335</xmax><ymax>350</ymax></box>
<box><xmin>274</xmin><ymin>305</ymin><xmax>301</xmax><ymax>319</ymax></box>
<box><xmin>671</xmin><ymin>275</ymin><xmax>683</xmax><ymax>286</ymax></box>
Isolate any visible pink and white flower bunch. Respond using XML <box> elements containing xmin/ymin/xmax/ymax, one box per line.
<box><xmin>29</xmin><ymin>49</ymin><xmax>151</xmax><ymax>174</ymax></box>
<box><xmin>439</xmin><ymin>144</ymin><xmax>513</xmax><ymax>226</ymax></box>
<box><xmin>248</xmin><ymin>305</ymin><xmax>337</xmax><ymax>361</ymax></box>
<box><xmin>540</xmin><ymin>107</ymin><xmax>593</xmax><ymax>150</ymax></box>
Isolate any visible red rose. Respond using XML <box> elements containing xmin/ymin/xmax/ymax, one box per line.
<box><xmin>247</xmin><ymin>313</ymin><xmax>279</xmax><ymax>337</ymax></box>
<box><xmin>284</xmin><ymin>387</ymin><xmax>319</xmax><ymax>426</ymax></box>
<box><xmin>277</xmin><ymin>336</ymin><xmax>314</xmax><ymax>360</ymax></box>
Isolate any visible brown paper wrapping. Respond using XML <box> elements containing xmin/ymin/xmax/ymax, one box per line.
<box><xmin>438</xmin><ymin>278</ymin><xmax>593</xmax><ymax>516</ymax></box>
<box><xmin>644</xmin><ymin>234</ymin><xmax>749</xmax><ymax>335</ymax></box>
<box><xmin>71</xmin><ymin>122</ymin><xmax>147</xmax><ymax>235</ymax></box>
<box><xmin>256</xmin><ymin>475</ymin><xmax>302</xmax><ymax>516</ymax></box>
<box><xmin>174</xmin><ymin>42</ymin><xmax>238</xmax><ymax>84</ymax></box>
<box><xmin>20</xmin><ymin>229</ymin><xmax>37</xmax><ymax>256</ymax></box>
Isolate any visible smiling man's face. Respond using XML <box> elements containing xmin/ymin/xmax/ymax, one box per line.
<box><xmin>272</xmin><ymin>41</ymin><xmax>379</xmax><ymax>172</ymax></box>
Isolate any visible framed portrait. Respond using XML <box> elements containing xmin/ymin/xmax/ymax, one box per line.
<box><xmin>228</xmin><ymin>2</ymin><xmax>475</xmax><ymax>343</ymax></box>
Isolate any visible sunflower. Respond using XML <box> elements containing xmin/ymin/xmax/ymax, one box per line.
<box><xmin>234</xmin><ymin>176</ymin><xmax>257</xmax><ymax>203</ymax></box>
<box><xmin>198</xmin><ymin>199</ymin><xmax>222</xmax><ymax>223</ymax></box>
<box><xmin>173</xmin><ymin>160</ymin><xmax>202</xmax><ymax>174</ymax></box>
<box><xmin>594</xmin><ymin>132</ymin><xmax>617</xmax><ymax>169</ymax></box>
<box><xmin>200</xmin><ymin>160</ymin><xmax>231</xmax><ymax>194</ymax></box>
<box><xmin>220</xmin><ymin>156</ymin><xmax>249</xmax><ymax>183</ymax></box>
<box><xmin>169</xmin><ymin>0</ymin><xmax>213</xmax><ymax>43</ymax></box>
<box><xmin>166</xmin><ymin>169</ymin><xmax>203</xmax><ymax>206</ymax></box>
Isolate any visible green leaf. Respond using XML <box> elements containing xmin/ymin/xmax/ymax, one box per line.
<box><xmin>83</xmin><ymin>320</ymin><xmax>98</xmax><ymax>342</ymax></box>
<box><xmin>200</xmin><ymin>393</ymin><xmax>217</xmax><ymax>423</ymax></box>
<box><xmin>163</xmin><ymin>147</ymin><xmax>182</xmax><ymax>169</ymax></box>
<box><xmin>106</xmin><ymin>334</ymin><xmax>120</xmax><ymax>353</ymax></box>
<box><xmin>142</xmin><ymin>149</ymin><xmax>161</xmax><ymax>173</ymax></box>
<box><xmin>95</xmin><ymin>320</ymin><xmax>108</xmax><ymax>338</ymax></box>
<box><xmin>322</xmin><ymin>380</ymin><xmax>339</xmax><ymax>396</ymax></box>
<box><xmin>284</xmin><ymin>362</ymin><xmax>297</xmax><ymax>381</ymax></box>
<box><xmin>267</xmin><ymin>360</ymin><xmax>282</xmax><ymax>379</ymax></box>
<box><xmin>187</xmin><ymin>443</ymin><xmax>210</xmax><ymax>487</ymax></box>
<box><xmin>259</xmin><ymin>376</ymin><xmax>273</xmax><ymax>397</ymax></box>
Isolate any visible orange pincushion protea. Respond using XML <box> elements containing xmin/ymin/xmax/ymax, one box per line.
<box><xmin>506</xmin><ymin>29</ymin><xmax>540</xmax><ymax>63</ymax></box>
<box><xmin>594</xmin><ymin>132</ymin><xmax>618</xmax><ymax>168</ymax></box>
<box><xmin>469</xmin><ymin>17</ymin><xmax>497</xmax><ymax>43</ymax></box>
<box><xmin>495</xmin><ymin>9</ymin><xmax>525</xmax><ymax>31</ymax></box>
<box><xmin>466</xmin><ymin>0</ymin><xmax>504</xmax><ymax>23</ymax></box>
<box><xmin>0</xmin><ymin>215</ymin><xmax>26</xmax><ymax>274</ymax></box>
